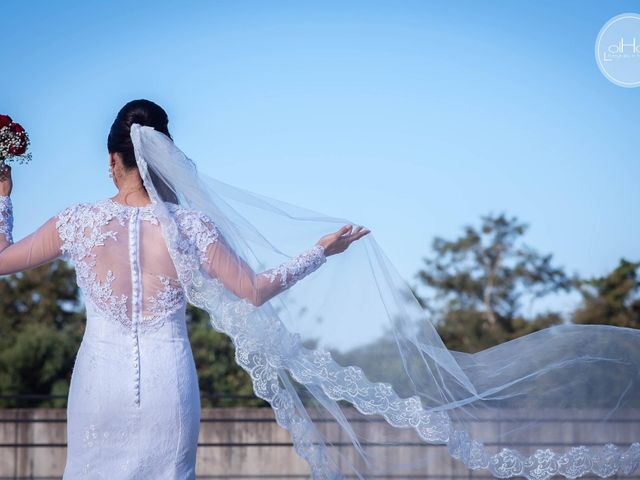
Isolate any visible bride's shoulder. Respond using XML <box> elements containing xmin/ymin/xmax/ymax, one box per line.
<box><xmin>57</xmin><ymin>198</ymin><xmax>141</xmax><ymax>222</ymax></box>
<box><xmin>164</xmin><ymin>202</ymin><xmax>215</xmax><ymax>224</ymax></box>
<box><xmin>56</xmin><ymin>199</ymin><xmax>98</xmax><ymax>218</ymax></box>
<box><xmin>54</xmin><ymin>200</ymin><xmax>102</xmax><ymax>235</ymax></box>
<box><xmin>164</xmin><ymin>203</ymin><xmax>219</xmax><ymax>241</ymax></box>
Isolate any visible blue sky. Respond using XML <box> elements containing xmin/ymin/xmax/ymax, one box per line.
<box><xmin>3</xmin><ymin>1</ymin><xmax>639</xmax><ymax>315</ymax></box>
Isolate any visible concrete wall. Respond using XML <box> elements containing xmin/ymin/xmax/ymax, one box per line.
<box><xmin>0</xmin><ymin>408</ymin><xmax>638</xmax><ymax>479</ymax></box>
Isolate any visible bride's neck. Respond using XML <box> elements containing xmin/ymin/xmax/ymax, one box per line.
<box><xmin>113</xmin><ymin>171</ymin><xmax>150</xmax><ymax>206</ymax></box>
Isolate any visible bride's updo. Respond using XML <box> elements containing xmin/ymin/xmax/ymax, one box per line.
<box><xmin>107</xmin><ymin>99</ymin><xmax>178</xmax><ymax>203</ymax></box>
<box><xmin>107</xmin><ymin>99</ymin><xmax>173</xmax><ymax>170</ymax></box>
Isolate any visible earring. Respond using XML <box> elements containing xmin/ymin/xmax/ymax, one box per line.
<box><xmin>108</xmin><ymin>166</ymin><xmax>113</xmax><ymax>178</ymax></box>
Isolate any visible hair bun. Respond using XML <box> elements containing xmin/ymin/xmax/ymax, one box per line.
<box><xmin>127</xmin><ymin>112</ymin><xmax>149</xmax><ymax>128</ymax></box>
<box><xmin>107</xmin><ymin>99</ymin><xmax>172</xmax><ymax>170</ymax></box>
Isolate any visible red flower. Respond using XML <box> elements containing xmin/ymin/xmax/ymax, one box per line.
<box><xmin>9</xmin><ymin>123</ymin><xmax>25</xmax><ymax>134</ymax></box>
<box><xmin>0</xmin><ymin>115</ymin><xmax>12</xmax><ymax>129</ymax></box>
<box><xmin>0</xmin><ymin>115</ymin><xmax>31</xmax><ymax>162</ymax></box>
<box><xmin>9</xmin><ymin>142</ymin><xmax>26</xmax><ymax>155</ymax></box>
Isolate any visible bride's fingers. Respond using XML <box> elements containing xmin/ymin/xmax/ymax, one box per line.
<box><xmin>344</xmin><ymin>227</ymin><xmax>370</xmax><ymax>246</ymax></box>
<box><xmin>356</xmin><ymin>228</ymin><xmax>370</xmax><ymax>239</ymax></box>
<box><xmin>354</xmin><ymin>227</ymin><xmax>370</xmax><ymax>238</ymax></box>
<box><xmin>337</xmin><ymin>225</ymin><xmax>353</xmax><ymax>238</ymax></box>
<box><xmin>336</xmin><ymin>224</ymin><xmax>352</xmax><ymax>236</ymax></box>
<box><xmin>349</xmin><ymin>230</ymin><xmax>370</xmax><ymax>243</ymax></box>
<box><xmin>351</xmin><ymin>226</ymin><xmax>367</xmax><ymax>236</ymax></box>
<box><xmin>329</xmin><ymin>225</ymin><xmax>369</xmax><ymax>250</ymax></box>
<box><xmin>347</xmin><ymin>227</ymin><xmax>362</xmax><ymax>240</ymax></box>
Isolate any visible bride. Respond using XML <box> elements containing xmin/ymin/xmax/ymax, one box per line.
<box><xmin>0</xmin><ymin>99</ymin><xmax>637</xmax><ymax>480</ymax></box>
<box><xmin>0</xmin><ymin>99</ymin><xmax>367</xmax><ymax>478</ymax></box>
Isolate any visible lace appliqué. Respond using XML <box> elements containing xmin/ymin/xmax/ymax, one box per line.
<box><xmin>168</xmin><ymin>205</ymin><xmax>220</xmax><ymax>265</ymax></box>
<box><xmin>56</xmin><ymin>202</ymin><xmax>129</xmax><ymax>328</ymax></box>
<box><xmin>0</xmin><ymin>195</ymin><xmax>13</xmax><ymax>243</ymax></box>
<box><xmin>56</xmin><ymin>200</ymin><xmax>123</xmax><ymax>262</ymax></box>
<box><xmin>263</xmin><ymin>244</ymin><xmax>326</xmax><ymax>289</ymax></box>
<box><xmin>143</xmin><ymin>275</ymin><xmax>186</xmax><ymax>325</ymax></box>
<box><xmin>55</xmin><ymin>200</ymin><xmax>186</xmax><ymax>333</ymax></box>
<box><xmin>448</xmin><ymin>430</ymin><xmax>640</xmax><ymax>480</ymax></box>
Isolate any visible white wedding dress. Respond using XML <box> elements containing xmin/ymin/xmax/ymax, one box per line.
<box><xmin>0</xmin><ymin>194</ymin><xmax>326</xmax><ymax>479</ymax></box>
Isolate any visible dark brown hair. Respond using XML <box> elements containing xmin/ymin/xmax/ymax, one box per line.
<box><xmin>107</xmin><ymin>99</ymin><xmax>177</xmax><ymax>203</ymax></box>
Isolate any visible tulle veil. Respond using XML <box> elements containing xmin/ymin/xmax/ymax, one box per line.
<box><xmin>130</xmin><ymin>123</ymin><xmax>640</xmax><ymax>479</ymax></box>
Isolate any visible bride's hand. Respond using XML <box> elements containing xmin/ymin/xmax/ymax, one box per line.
<box><xmin>316</xmin><ymin>224</ymin><xmax>371</xmax><ymax>257</ymax></box>
<box><xmin>0</xmin><ymin>165</ymin><xmax>12</xmax><ymax>196</ymax></box>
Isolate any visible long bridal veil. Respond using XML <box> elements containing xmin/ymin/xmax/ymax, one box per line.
<box><xmin>130</xmin><ymin>123</ymin><xmax>640</xmax><ymax>480</ymax></box>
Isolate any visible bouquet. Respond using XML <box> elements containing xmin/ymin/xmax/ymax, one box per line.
<box><xmin>0</xmin><ymin>114</ymin><xmax>32</xmax><ymax>173</ymax></box>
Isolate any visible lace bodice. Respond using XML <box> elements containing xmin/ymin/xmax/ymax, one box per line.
<box><xmin>53</xmin><ymin>198</ymin><xmax>188</xmax><ymax>333</ymax></box>
<box><xmin>0</xmin><ymin>195</ymin><xmax>327</xmax><ymax>333</ymax></box>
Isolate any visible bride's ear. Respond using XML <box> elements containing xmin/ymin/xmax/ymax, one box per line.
<box><xmin>108</xmin><ymin>152</ymin><xmax>123</xmax><ymax>185</ymax></box>
<box><xmin>109</xmin><ymin>152</ymin><xmax>127</xmax><ymax>173</ymax></box>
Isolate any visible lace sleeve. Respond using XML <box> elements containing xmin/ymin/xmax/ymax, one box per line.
<box><xmin>190</xmin><ymin>211</ymin><xmax>326</xmax><ymax>306</ymax></box>
<box><xmin>0</xmin><ymin>195</ymin><xmax>14</xmax><ymax>245</ymax></box>
<box><xmin>0</xmin><ymin>195</ymin><xmax>64</xmax><ymax>275</ymax></box>
<box><xmin>53</xmin><ymin>203</ymin><xmax>81</xmax><ymax>262</ymax></box>
<box><xmin>261</xmin><ymin>244</ymin><xmax>326</xmax><ymax>290</ymax></box>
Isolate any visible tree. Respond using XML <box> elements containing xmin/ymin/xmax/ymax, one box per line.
<box><xmin>0</xmin><ymin>258</ymin><xmax>266</xmax><ymax>408</ymax></box>
<box><xmin>415</xmin><ymin>213</ymin><xmax>573</xmax><ymax>352</ymax></box>
<box><xmin>186</xmin><ymin>304</ymin><xmax>267</xmax><ymax>407</ymax></box>
<box><xmin>573</xmin><ymin>258</ymin><xmax>640</xmax><ymax>328</ymax></box>
<box><xmin>0</xmin><ymin>259</ymin><xmax>84</xmax><ymax>407</ymax></box>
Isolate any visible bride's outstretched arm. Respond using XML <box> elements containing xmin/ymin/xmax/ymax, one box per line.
<box><xmin>0</xmin><ymin>195</ymin><xmax>63</xmax><ymax>275</ymax></box>
<box><xmin>0</xmin><ymin>167</ymin><xmax>63</xmax><ymax>275</ymax></box>
<box><xmin>197</xmin><ymin>217</ymin><xmax>369</xmax><ymax>306</ymax></box>
<box><xmin>200</xmin><ymin>227</ymin><xmax>326</xmax><ymax>306</ymax></box>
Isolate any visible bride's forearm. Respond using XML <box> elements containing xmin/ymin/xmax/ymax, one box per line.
<box><xmin>0</xmin><ymin>196</ymin><xmax>63</xmax><ymax>275</ymax></box>
<box><xmin>254</xmin><ymin>244</ymin><xmax>326</xmax><ymax>306</ymax></box>
<box><xmin>0</xmin><ymin>195</ymin><xmax>14</xmax><ymax>252</ymax></box>
<box><xmin>200</xmin><ymin>226</ymin><xmax>326</xmax><ymax>307</ymax></box>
